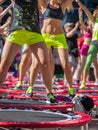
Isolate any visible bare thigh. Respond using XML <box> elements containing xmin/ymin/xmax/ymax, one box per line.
<box><xmin>29</xmin><ymin>42</ymin><xmax>49</xmax><ymax>65</ymax></box>
<box><xmin>1</xmin><ymin>40</ymin><xmax>21</xmax><ymax>67</ymax></box>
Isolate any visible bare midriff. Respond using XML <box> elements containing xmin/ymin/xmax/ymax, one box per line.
<box><xmin>41</xmin><ymin>19</ymin><xmax>64</xmax><ymax>34</ymax></box>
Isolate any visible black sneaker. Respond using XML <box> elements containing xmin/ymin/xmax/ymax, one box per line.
<box><xmin>47</xmin><ymin>93</ymin><xmax>57</xmax><ymax>104</ymax></box>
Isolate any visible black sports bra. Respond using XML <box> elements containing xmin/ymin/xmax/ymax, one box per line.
<box><xmin>43</xmin><ymin>4</ymin><xmax>63</xmax><ymax>20</ymax></box>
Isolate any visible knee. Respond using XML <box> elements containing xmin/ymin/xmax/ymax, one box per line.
<box><xmin>61</xmin><ymin>62</ymin><xmax>70</xmax><ymax>70</ymax></box>
<box><xmin>40</xmin><ymin>58</ymin><xmax>49</xmax><ymax>68</ymax></box>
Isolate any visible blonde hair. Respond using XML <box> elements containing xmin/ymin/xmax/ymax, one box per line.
<box><xmin>66</xmin><ymin>0</ymin><xmax>73</xmax><ymax>11</ymax></box>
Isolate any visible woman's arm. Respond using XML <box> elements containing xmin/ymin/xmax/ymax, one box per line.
<box><xmin>0</xmin><ymin>3</ymin><xmax>13</xmax><ymax>18</ymax></box>
<box><xmin>65</xmin><ymin>22</ymin><xmax>79</xmax><ymax>38</ymax></box>
<box><xmin>0</xmin><ymin>0</ymin><xmax>6</xmax><ymax>5</ymax></box>
<box><xmin>75</xmin><ymin>0</ymin><xmax>95</xmax><ymax>23</ymax></box>
<box><xmin>78</xmin><ymin>7</ymin><xmax>87</xmax><ymax>32</ymax></box>
<box><xmin>2</xmin><ymin>16</ymin><xmax>11</xmax><ymax>28</ymax></box>
<box><xmin>0</xmin><ymin>16</ymin><xmax>11</xmax><ymax>35</ymax></box>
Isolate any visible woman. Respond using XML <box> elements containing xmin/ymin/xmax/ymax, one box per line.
<box><xmin>39</xmin><ymin>0</ymin><xmax>75</xmax><ymax>97</ymax></box>
<box><xmin>76</xmin><ymin>0</ymin><xmax>98</xmax><ymax>89</ymax></box>
<box><xmin>0</xmin><ymin>0</ymin><xmax>56</xmax><ymax>103</ymax></box>
<box><xmin>64</xmin><ymin>22</ymin><xmax>79</xmax><ymax>77</ymax></box>
<box><xmin>74</xmin><ymin>7</ymin><xmax>98</xmax><ymax>84</ymax></box>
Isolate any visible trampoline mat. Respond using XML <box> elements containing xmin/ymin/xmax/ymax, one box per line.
<box><xmin>0</xmin><ymin>110</ymin><xmax>73</xmax><ymax>122</ymax></box>
<box><xmin>0</xmin><ymin>108</ymin><xmax>91</xmax><ymax>128</ymax></box>
<box><xmin>0</xmin><ymin>98</ymin><xmax>74</xmax><ymax>111</ymax></box>
<box><xmin>0</xmin><ymin>99</ymin><xmax>55</xmax><ymax>105</ymax></box>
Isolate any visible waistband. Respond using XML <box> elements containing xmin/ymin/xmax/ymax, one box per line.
<box><xmin>42</xmin><ymin>33</ymin><xmax>65</xmax><ymax>37</ymax></box>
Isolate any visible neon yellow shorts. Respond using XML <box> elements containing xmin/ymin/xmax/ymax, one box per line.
<box><xmin>6</xmin><ymin>29</ymin><xmax>44</xmax><ymax>45</ymax></box>
<box><xmin>42</xmin><ymin>33</ymin><xmax>68</xmax><ymax>49</ymax></box>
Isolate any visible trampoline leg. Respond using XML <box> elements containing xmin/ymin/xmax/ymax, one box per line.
<box><xmin>81</xmin><ymin>126</ymin><xmax>84</xmax><ymax>130</ymax></box>
<box><xmin>55</xmin><ymin>128</ymin><xmax>62</xmax><ymax>130</ymax></box>
<box><xmin>96</xmin><ymin>106</ymin><xmax>98</xmax><ymax>117</ymax></box>
<box><xmin>80</xmin><ymin>124</ymin><xmax>88</xmax><ymax>130</ymax></box>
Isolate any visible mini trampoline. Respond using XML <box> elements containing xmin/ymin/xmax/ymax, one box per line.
<box><xmin>85</xmin><ymin>81</ymin><xmax>98</xmax><ymax>88</ymax></box>
<box><xmin>0</xmin><ymin>88</ymin><xmax>71</xmax><ymax>103</ymax></box>
<box><xmin>0</xmin><ymin>88</ymin><xmax>68</xmax><ymax>95</ymax></box>
<box><xmin>78</xmin><ymin>89</ymin><xmax>98</xmax><ymax>100</ymax></box>
<box><xmin>0</xmin><ymin>98</ymin><xmax>74</xmax><ymax>111</ymax></box>
<box><xmin>78</xmin><ymin>89</ymin><xmax>98</xmax><ymax>93</ymax></box>
<box><xmin>75</xmin><ymin>81</ymin><xmax>98</xmax><ymax>89</ymax></box>
<box><xmin>0</xmin><ymin>109</ymin><xmax>91</xmax><ymax>129</ymax></box>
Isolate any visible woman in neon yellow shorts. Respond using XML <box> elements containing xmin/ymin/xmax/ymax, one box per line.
<box><xmin>39</xmin><ymin>0</ymin><xmax>75</xmax><ymax>97</ymax></box>
<box><xmin>0</xmin><ymin>0</ymin><xmax>56</xmax><ymax>103</ymax></box>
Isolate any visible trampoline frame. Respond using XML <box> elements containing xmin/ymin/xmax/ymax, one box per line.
<box><xmin>0</xmin><ymin>110</ymin><xmax>91</xmax><ymax>130</ymax></box>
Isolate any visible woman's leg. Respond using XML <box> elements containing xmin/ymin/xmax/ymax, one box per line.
<box><xmin>74</xmin><ymin>55</ymin><xmax>87</xmax><ymax>81</ymax></box>
<box><xmin>48</xmin><ymin>48</ymin><xmax>55</xmax><ymax>77</ymax></box>
<box><xmin>93</xmin><ymin>56</ymin><xmax>98</xmax><ymax>84</ymax></box>
<box><xmin>57</xmin><ymin>48</ymin><xmax>75</xmax><ymax>96</ymax></box>
<box><xmin>26</xmin><ymin>53</ymin><xmax>40</xmax><ymax>96</ymax></box>
<box><xmin>29</xmin><ymin>53</ymin><xmax>39</xmax><ymax>86</ymax></box>
<box><xmin>0</xmin><ymin>40</ymin><xmax>21</xmax><ymax>87</ymax></box>
<box><xmin>80</xmin><ymin>45</ymin><xmax>98</xmax><ymax>89</ymax></box>
<box><xmin>14</xmin><ymin>45</ymin><xmax>31</xmax><ymax>89</ymax></box>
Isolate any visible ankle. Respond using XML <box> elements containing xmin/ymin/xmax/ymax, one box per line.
<box><xmin>68</xmin><ymin>87</ymin><xmax>74</xmax><ymax>90</ymax></box>
<box><xmin>81</xmin><ymin>81</ymin><xmax>86</xmax><ymax>84</ymax></box>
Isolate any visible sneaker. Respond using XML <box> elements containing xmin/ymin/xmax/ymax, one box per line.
<box><xmin>68</xmin><ymin>87</ymin><xmax>75</xmax><ymax>98</ymax></box>
<box><xmin>14</xmin><ymin>82</ymin><xmax>22</xmax><ymax>90</ymax></box>
<box><xmin>80</xmin><ymin>81</ymin><xmax>86</xmax><ymax>89</ymax></box>
<box><xmin>47</xmin><ymin>93</ymin><xmax>56</xmax><ymax>104</ymax></box>
<box><xmin>26</xmin><ymin>86</ymin><xmax>33</xmax><ymax>97</ymax></box>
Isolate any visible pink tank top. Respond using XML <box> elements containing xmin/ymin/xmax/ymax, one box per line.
<box><xmin>84</xmin><ymin>29</ymin><xmax>92</xmax><ymax>38</ymax></box>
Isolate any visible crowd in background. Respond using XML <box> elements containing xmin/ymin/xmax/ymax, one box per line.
<box><xmin>0</xmin><ymin>0</ymin><xmax>98</xmax><ymax>84</ymax></box>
